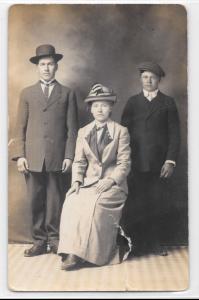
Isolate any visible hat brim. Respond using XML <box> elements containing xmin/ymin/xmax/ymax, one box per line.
<box><xmin>138</xmin><ymin>67</ymin><xmax>165</xmax><ymax>77</ymax></box>
<box><xmin>85</xmin><ymin>95</ymin><xmax>117</xmax><ymax>103</ymax></box>
<box><xmin>30</xmin><ymin>54</ymin><xmax>63</xmax><ymax>64</ymax></box>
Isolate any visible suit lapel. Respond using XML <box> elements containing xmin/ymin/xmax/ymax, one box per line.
<box><xmin>45</xmin><ymin>81</ymin><xmax>62</xmax><ymax>110</ymax></box>
<box><xmin>84</xmin><ymin>120</ymin><xmax>115</xmax><ymax>162</ymax></box>
<box><xmin>101</xmin><ymin>120</ymin><xmax>114</xmax><ymax>163</ymax></box>
<box><xmin>142</xmin><ymin>91</ymin><xmax>165</xmax><ymax>120</ymax></box>
<box><xmin>85</xmin><ymin>126</ymin><xmax>100</xmax><ymax>161</ymax></box>
<box><xmin>33</xmin><ymin>82</ymin><xmax>47</xmax><ymax>109</ymax></box>
<box><xmin>97</xmin><ymin>124</ymin><xmax>113</xmax><ymax>161</ymax></box>
<box><xmin>84</xmin><ymin>121</ymin><xmax>100</xmax><ymax>161</ymax></box>
<box><xmin>33</xmin><ymin>81</ymin><xmax>62</xmax><ymax>110</ymax></box>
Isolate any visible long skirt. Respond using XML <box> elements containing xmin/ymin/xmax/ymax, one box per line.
<box><xmin>58</xmin><ymin>185</ymin><xmax>132</xmax><ymax>266</ymax></box>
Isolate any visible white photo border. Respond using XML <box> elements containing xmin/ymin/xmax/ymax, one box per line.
<box><xmin>1</xmin><ymin>0</ymin><xmax>199</xmax><ymax>298</ymax></box>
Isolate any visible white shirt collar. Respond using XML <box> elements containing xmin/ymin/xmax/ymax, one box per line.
<box><xmin>40</xmin><ymin>78</ymin><xmax>56</xmax><ymax>85</ymax></box>
<box><xmin>86</xmin><ymin>119</ymin><xmax>114</xmax><ymax>139</ymax></box>
<box><xmin>95</xmin><ymin>120</ymin><xmax>108</xmax><ymax>129</ymax></box>
<box><xmin>143</xmin><ymin>89</ymin><xmax>159</xmax><ymax>101</ymax></box>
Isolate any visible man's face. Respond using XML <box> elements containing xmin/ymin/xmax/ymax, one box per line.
<box><xmin>37</xmin><ymin>57</ymin><xmax>58</xmax><ymax>82</ymax></box>
<box><xmin>140</xmin><ymin>71</ymin><xmax>160</xmax><ymax>92</ymax></box>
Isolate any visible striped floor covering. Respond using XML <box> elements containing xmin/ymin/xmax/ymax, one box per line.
<box><xmin>8</xmin><ymin>244</ymin><xmax>188</xmax><ymax>292</ymax></box>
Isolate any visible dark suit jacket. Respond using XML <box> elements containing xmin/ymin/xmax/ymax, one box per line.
<box><xmin>12</xmin><ymin>81</ymin><xmax>78</xmax><ymax>172</ymax></box>
<box><xmin>121</xmin><ymin>91</ymin><xmax>180</xmax><ymax>172</ymax></box>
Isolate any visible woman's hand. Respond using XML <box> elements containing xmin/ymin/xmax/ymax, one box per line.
<box><xmin>66</xmin><ymin>181</ymin><xmax>80</xmax><ymax>197</ymax></box>
<box><xmin>96</xmin><ymin>178</ymin><xmax>115</xmax><ymax>194</ymax></box>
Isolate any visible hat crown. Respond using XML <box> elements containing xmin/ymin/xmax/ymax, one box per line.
<box><xmin>30</xmin><ymin>44</ymin><xmax>63</xmax><ymax>64</ymax></box>
<box><xmin>138</xmin><ymin>61</ymin><xmax>165</xmax><ymax>77</ymax></box>
<box><xmin>36</xmin><ymin>44</ymin><xmax>56</xmax><ymax>57</ymax></box>
<box><xmin>85</xmin><ymin>83</ymin><xmax>117</xmax><ymax>103</ymax></box>
<box><xmin>88</xmin><ymin>83</ymin><xmax>113</xmax><ymax>97</ymax></box>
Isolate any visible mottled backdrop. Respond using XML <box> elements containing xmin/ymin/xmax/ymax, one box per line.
<box><xmin>8</xmin><ymin>4</ymin><xmax>187</xmax><ymax>244</ymax></box>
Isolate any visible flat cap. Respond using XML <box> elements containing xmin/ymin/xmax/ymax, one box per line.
<box><xmin>138</xmin><ymin>61</ymin><xmax>165</xmax><ymax>77</ymax></box>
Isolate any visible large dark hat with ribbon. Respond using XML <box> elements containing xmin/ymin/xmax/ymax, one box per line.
<box><xmin>138</xmin><ymin>61</ymin><xmax>165</xmax><ymax>77</ymax></box>
<box><xmin>85</xmin><ymin>83</ymin><xmax>117</xmax><ymax>103</ymax></box>
<box><xmin>30</xmin><ymin>44</ymin><xmax>63</xmax><ymax>64</ymax></box>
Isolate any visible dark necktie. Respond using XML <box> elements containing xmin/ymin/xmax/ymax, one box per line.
<box><xmin>96</xmin><ymin>125</ymin><xmax>108</xmax><ymax>161</ymax></box>
<box><xmin>40</xmin><ymin>80</ymin><xmax>56</xmax><ymax>99</ymax></box>
<box><xmin>96</xmin><ymin>125</ymin><xmax>106</xmax><ymax>132</ymax></box>
<box><xmin>87</xmin><ymin>124</ymin><xmax>112</xmax><ymax>161</ymax></box>
<box><xmin>44</xmin><ymin>84</ymin><xmax>49</xmax><ymax>98</ymax></box>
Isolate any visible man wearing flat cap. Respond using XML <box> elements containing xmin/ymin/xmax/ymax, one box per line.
<box><xmin>121</xmin><ymin>61</ymin><xmax>180</xmax><ymax>256</ymax></box>
<box><xmin>12</xmin><ymin>44</ymin><xmax>78</xmax><ymax>257</ymax></box>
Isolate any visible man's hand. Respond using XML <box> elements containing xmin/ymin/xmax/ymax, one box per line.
<box><xmin>160</xmin><ymin>162</ymin><xmax>175</xmax><ymax>179</ymax></box>
<box><xmin>17</xmin><ymin>157</ymin><xmax>29</xmax><ymax>174</ymax></box>
<box><xmin>66</xmin><ymin>181</ymin><xmax>80</xmax><ymax>197</ymax></box>
<box><xmin>96</xmin><ymin>178</ymin><xmax>115</xmax><ymax>194</ymax></box>
<box><xmin>62</xmin><ymin>159</ymin><xmax>72</xmax><ymax>173</ymax></box>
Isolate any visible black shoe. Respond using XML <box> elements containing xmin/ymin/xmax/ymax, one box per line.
<box><xmin>159</xmin><ymin>248</ymin><xmax>168</xmax><ymax>256</ymax></box>
<box><xmin>153</xmin><ymin>246</ymin><xmax>168</xmax><ymax>256</ymax></box>
<box><xmin>48</xmin><ymin>243</ymin><xmax>58</xmax><ymax>254</ymax></box>
<box><xmin>24</xmin><ymin>244</ymin><xmax>47</xmax><ymax>257</ymax></box>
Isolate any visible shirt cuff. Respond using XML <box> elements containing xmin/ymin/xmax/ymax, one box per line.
<box><xmin>165</xmin><ymin>160</ymin><xmax>176</xmax><ymax>167</ymax></box>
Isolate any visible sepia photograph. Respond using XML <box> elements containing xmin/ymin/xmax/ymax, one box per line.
<box><xmin>8</xmin><ymin>3</ymin><xmax>188</xmax><ymax>292</ymax></box>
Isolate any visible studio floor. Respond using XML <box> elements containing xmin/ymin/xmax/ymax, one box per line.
<box><xmin>8</xmin><ymin>244</ymin><xmax>188</xmax><ymax>292</ymax></box>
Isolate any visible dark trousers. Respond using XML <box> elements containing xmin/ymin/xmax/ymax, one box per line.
<box><xmin>25</xmin><ymin>165</ymin><xmax>69</xmax><ymax>246</ymax></box>
<box><xmin>121</xmin><ymin>171</ymin><xmax>170</xmax><ymax>254</ymax></box>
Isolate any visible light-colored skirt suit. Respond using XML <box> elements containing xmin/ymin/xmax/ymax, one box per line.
<box><xmin>58</xmin><ymin>120</ymin><xmax>132</xmax><ymax>266</ymax></box>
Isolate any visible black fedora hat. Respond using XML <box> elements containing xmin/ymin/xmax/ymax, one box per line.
<box><xmin>30</xmin><ymin>44</ymin><xmax>63</xmax><ymax>64</ymax></box>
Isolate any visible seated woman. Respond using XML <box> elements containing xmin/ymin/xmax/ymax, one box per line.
<box><xmin>58</xmin><ymin>83</ymin><xmax>132</xmax><ymax>270</ymax></box>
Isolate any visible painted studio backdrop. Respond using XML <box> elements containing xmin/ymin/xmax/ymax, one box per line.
<box><xmin>8</xmin><ymin>4</ymin><xmax>187</xmax><ymax>244</ymax></box>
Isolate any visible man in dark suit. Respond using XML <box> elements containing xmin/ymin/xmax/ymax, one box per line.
<box><xmin>121</xmin><ymin>61</ymin><xmax>180</xmax><ymax>256</ymax></box>
<box><xmin>12</xmin><ymin>44</ymin><xmax>78</xmax><ymax>256</ymax></box>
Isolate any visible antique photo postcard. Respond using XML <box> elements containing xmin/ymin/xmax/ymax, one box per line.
<box><xmin>8</xmin><ymin>3</ymin><xmax>188</xmax><ymax>292</ymax></box>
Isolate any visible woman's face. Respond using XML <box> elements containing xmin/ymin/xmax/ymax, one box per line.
<box><xmin>91</xmin><ymin>100</ymin><xmax>112</xmax><ymax>123</ymax></box>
